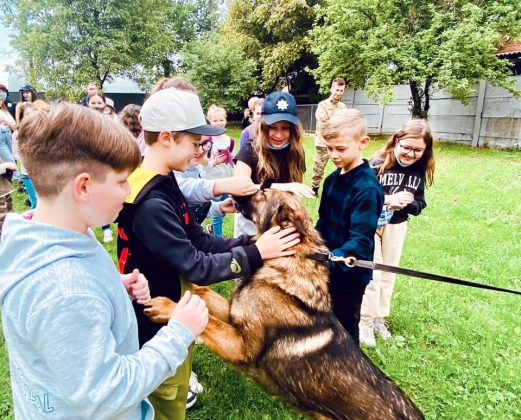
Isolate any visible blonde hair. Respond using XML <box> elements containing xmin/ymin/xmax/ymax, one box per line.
<box><xmin>18</xmin><ymin>102</ymin><xmax>140</xmax><ymax>197</ymax></box>
<box><xmin>322</xmin><ymin>108</ymin><xmax>367</xmax><ymax>142</ymax></box>
<box><xmin>207</xmin><ymin>104</ymin><xmax>227</xmax><ymax>121</ymax></box>
<box><xmin>374</xmin><ymin>119</ymin><xmax>435</xmax><ymax>187</ymax></box>
<box><xmin>253</xmin><ymin>120</ymin><xmax>306</xmax><ymax>183</ymax></box>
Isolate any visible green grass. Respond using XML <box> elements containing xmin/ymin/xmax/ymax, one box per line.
<box><xmin>1</xmin><ymin>127</ymin><xmax>520</xmax><ymax>419</ymax></box>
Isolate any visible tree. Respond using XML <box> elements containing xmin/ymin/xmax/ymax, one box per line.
<box><xmin>0</xmin><ymin>0</ymin><xmax>173</xmax><ymax>97</ymax></box>
<box><xmin>0</xmin><ymin>0</ymin><xmax>214</xmax><ymax>98</ymax></box>
<box><xmin>224</xmin><ymin>0</ymin><xmax>320</xmax><ymax>94</ymax></box>
<box><xmin>180</xmin><ymin>34</ymin><xmax>256</xmax><ymax>112</ymax></box>
<box><xmin>311</xmin><ymin>0</ymin><xmax>521</xmax><ymax>118</ymax></box>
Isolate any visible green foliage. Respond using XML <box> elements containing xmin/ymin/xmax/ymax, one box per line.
<box><xmin>224</xmin><ymin>0</ymin><xmax>320</xmax><ymax>92</ymax></box>
<box><xmin>1</xmin><ymin>0</ymin><xmax>163</xmax><ymax>94</ymax></box>
<box><xmin>180</xmin><ymin>35</ymin><xmax>256</xmax><ymax>112</ymax></box>
<box><xmin>0</xmin><ymin>0</ymin><xmax>218</xmax><ymax>98</ymax></box>
<box><xmin>311</xmin><ymin>0</ymin><xmax>521</xmax><ymax>117</ymax></box>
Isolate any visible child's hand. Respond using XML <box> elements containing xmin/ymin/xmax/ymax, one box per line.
<box><xmin>255</xmin><ymin>226</ymin><xmax>300</xmax><ymax>260</ymax></box>
<box><xmin>143</xmin><ymin>296</ymin><xmax>175</xmax><ymax>324</ymax></box>
<box><xmin>0</xmin><ymin>162</ymin><xmax>17</xmax><ymax>174</ymax></box>
<box><xmin>272</xmin><ymin>182</ymin><xmax>316</xmax><ymax>199</ymax></box>
<box><xmin>212</xmin><ymin>154</ymin><xmax>227</xmax><ymax>166</ymax></box>
<box><xmin>214</xmin><ymin>176</ymin><xmax>259</xmax><ymax>196</ymax></box>
<box><xmin>171</xmin><ymin>291</ymin><xmax>209</xmax><ymax>337</ymax></box>
<box><xmin>219</xmin><ymin>197</ymin><xmax>238</xmax><ymax>214</ymax></box>
<box><xmin>387</xmin><ymin>191</ymin><xmax>414</xmax><ymax>210</ymax></box>
<box><xmin>121</xmin><ymin>269</ymin><xmax>151</xmax><ymax>304</ymax></box>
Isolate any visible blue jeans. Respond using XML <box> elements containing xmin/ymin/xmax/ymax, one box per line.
<box><xmin>211</xmin><ymin>194</ymin><xmax>228</xmax><ymax>237</ymax></box>
<box><xmin>22</xmin><ymin>175</ymin><xmax>37</xmax><ymax>209</ymax></box>
<box><xmin>0</xmin><ymin>127</ymin><xmax>14</xmax><ymax>163</ymax></box>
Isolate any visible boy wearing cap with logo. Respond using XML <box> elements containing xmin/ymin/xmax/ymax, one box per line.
<box><xmin>116</xmin><ymin>88</ymin><xmax>300</xmax><ymax>419</ymax></box>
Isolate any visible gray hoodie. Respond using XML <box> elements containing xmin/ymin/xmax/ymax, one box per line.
<box><xmin>0</xmin><ymin>213</ymin><xmax>194</xmax><ymax>419</ymax></box>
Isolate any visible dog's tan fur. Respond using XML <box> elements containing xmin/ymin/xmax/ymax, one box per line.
<box><xmin>145</xmin><ymin>189</ymin><xmax>423</xmax><ymax>419</ymax></box>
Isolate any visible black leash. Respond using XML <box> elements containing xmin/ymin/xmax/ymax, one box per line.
<box><xmin>306</xmin><ymin>253</ymin><xmax>521</xmax><ymax>296</ymax></box>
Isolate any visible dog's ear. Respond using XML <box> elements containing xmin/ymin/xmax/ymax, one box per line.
<box><xmin>273</xmin><ymin>202</ymin><xmax>307</xmax><ymax>238</ymax></box>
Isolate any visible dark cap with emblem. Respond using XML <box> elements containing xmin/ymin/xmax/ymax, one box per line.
<box><xmin>19</xmin><ymin>84</ymin><xmax>35</xmax><ymax>92</ymax></box>
<box><xmin>262</xmin><ymin>91</ymin><xmax>299</xmax><ymax>126</ymax></box>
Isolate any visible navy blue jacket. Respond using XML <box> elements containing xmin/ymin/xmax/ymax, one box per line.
<box><xmin>316</xmin><ymin>161</ymin><xmax>384</xmax><ymax>286</ymax></box>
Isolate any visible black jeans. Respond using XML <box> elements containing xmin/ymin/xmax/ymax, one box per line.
<box><xmin>329</xmin><ymin>278</ymin><xmax>368</xmax><ymax>346</ymax></box>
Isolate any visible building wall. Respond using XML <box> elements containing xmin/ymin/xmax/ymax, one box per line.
<box><xmin>298</xmin><ymin>76</ymin><xmax>521</xmax><ymax>148</ymax></box>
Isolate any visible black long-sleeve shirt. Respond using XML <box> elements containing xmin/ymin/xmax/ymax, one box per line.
<box><xmin>117</xmin><ymin>167</ymin><xmax>262</xmax><ymax>345</ymax></box>
<box><xmin>371</xmin><ymin>157</ymin><xmax>427</xmax><ymax>224</ymax></box>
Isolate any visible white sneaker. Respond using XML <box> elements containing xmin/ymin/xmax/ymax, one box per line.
<box><xmin>103</xmin><ymin>229</ymin><xmax>113</xmax><ymax>243</ymax></box>
<box><xmin>186</xmin><ymin>391</ymin><xmax>197</xmax><ymax>409</ymax></box>
<box><xmin>373</xmin><ymin>319</ymin><xmax>392</xmax><ymax>340</ymax></box>
<box><xmin>359</xmin><ymin>321</ymin><xmax>376</xmax><ymax>347</ymax></box>
<box><xmin>189</xmin><ymin>371</ymin><xmax>204</xmax><ymax>394</ymax></box>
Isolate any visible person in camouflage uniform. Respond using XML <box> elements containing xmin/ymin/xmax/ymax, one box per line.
<box><xmin>311</xmin><ymin>78</ymin><xmax>347</xmax><ymax>194</ymax></box>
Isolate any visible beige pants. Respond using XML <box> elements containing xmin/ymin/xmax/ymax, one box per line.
<box><xmin>360</xmin><ymin>222</ymin><xmax>408</xmax><ymax>323</ymax></box>
<box><xmin>311</xmin><ymin>146</ymin><xmax>329</xmax><ymax>190</ymax></box>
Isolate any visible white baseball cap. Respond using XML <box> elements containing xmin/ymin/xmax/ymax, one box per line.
<box><xmin>140</xmin><ymin>88</ymin><xmax>225</xmax><ymax>136</ymax></box>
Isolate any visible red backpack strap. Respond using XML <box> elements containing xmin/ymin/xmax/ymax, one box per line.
<box><xmin>228</xmin><ymin>137</ymin><xmax>235</xmax><ymax>152</ymax></box>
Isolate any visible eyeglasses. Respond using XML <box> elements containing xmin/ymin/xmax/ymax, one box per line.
<box><xmin>397</xmin><ymin>142</ymin><xmax>425</xmax><ymax>156</ymax></box>
<box><xmin>199</xmin><ymin>139</ymin><xmax>213</xmax><ymax>152</ymax></box>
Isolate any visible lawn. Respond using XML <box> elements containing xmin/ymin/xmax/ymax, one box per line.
<box><xmin>1</xmin><ymin>127</ymin><xmax>520</xmax><ymax>419</ymax></box>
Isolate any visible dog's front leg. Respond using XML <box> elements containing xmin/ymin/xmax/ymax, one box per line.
<box><xmin>192</xmin><ymin>285</ymin><xmax>231</xmax><ymax>322</ymax></box>
<box><xmin>201</xmin><ymin>316</ymin><xmax>248</xmax><ymax>365</ymax></box>
<box><xmin>144</xmin><ymin>287</ymin><xmax>231</xmax><ymax>324</ymax></box>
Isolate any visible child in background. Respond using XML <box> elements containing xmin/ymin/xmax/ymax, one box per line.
<box><xmin>239</xmin><ymin>98</ymin><xmax>264</xmax><ymax>149</ymax></box>
<box><xmin>359</xmin><ymin>119</ymin><xmax>435</xmax><ymax>347</ymax></box>
<box><xmin>0</xmin><ymin>85</ymin><xmax>16</xmax><ymax>164</ymax></box>
<box><xmin>315</xmin><ymin>108</ymin><xmax>383</xmax><ymax>345</ymax></box>
<box><xmin>87</xmin><ymin>90</ymin><xmax>114</xmax><ymax>243</ymax></box>
<box><xmin>0</xmin><ymin>157</ymin><xmax>16</xmax><ymax>237</ymax></box>
<box><xmin>175</xmin><ymin>136</ymin><xmax>237</xmax><ymax>225</ymax></box>
<box><xmin>15</xmin><ymin>84</ymin><xmax>37</xmax><ymax>126</ymax></box>
<box><xmin>204</xmin><ymin>104</ymin><xmax>235</xmax><ymax>237</ymax></box>
<box><xmin>12</xmin><ymin>102</ymin><xmax>39</xmax><ymax>209</ymax></box>
<box><xmin>119</xmin><ymin>104</ymin><xmax>146</xmax><ymax>157</ymax></box>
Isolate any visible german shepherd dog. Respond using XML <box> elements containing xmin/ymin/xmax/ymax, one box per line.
<box><xmin>144</xmin><ymin>189</ymin><xmax>424</xmax><ymax>419</ymax></box>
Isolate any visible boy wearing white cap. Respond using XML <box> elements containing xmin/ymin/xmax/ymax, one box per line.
<box><xmin>116</xmin><ymin>88</ymin><xmax>300</xmax><ymax>420</ymax></box>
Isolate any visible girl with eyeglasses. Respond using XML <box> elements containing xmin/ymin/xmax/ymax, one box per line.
<box><xmin>359</xmin><ymin>119</ymin><xmax>435</xmax><ymax>347</ymax></box>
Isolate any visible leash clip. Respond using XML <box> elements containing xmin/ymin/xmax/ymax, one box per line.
<box><xmin>328</xmin><ymin>254</ymin><xmax>357</xmax><ymax>267</ymax></box>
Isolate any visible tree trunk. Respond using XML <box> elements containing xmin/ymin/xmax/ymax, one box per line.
<box><xmin>408</xmin><ymin>79</ymin><xmax>432</xmax><ymax>119</ymax></box>
<box><xmin>162</xmin><ymin>59</ymin><xmax>172</xmax><ymax>77</ymax></box>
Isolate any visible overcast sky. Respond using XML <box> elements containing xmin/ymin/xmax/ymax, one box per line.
<box><xmin>0</xmin><ymin>29</ymin><xmax>17</xmax><ymax>86</ymax></box>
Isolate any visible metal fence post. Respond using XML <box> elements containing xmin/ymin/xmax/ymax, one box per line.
<box><xmin>472</xmin><ymin>80</ymin><xmax>487</xmax><ymax>147</ymax></box>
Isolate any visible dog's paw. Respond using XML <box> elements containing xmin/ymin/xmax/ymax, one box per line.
<box><xmin>143</xmin><ymin>296</ymin><xmax>176</xmax><ymax>324</ymax></box>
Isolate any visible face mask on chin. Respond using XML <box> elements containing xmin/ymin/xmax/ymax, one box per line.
<box><xmin>267</xmin><ymin>142</ymin><xmax>291</xmax><ymax>151</ymax></box>
<box><xmin>0</xmin><ymin>92</ymin><xmax>7</xmax><ymax>101</ymax></box>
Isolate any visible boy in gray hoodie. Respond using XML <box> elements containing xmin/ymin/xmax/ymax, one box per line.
<box><xmin>0</xmin><ymin>102</ymin><xmax>208</xmax><ymax>419</ymax></box>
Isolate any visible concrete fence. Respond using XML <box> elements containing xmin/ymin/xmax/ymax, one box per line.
<box><xmin>297</xmin><ymin>76</ymin><xmax>521</xmax><ymax>148</ymax></box>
